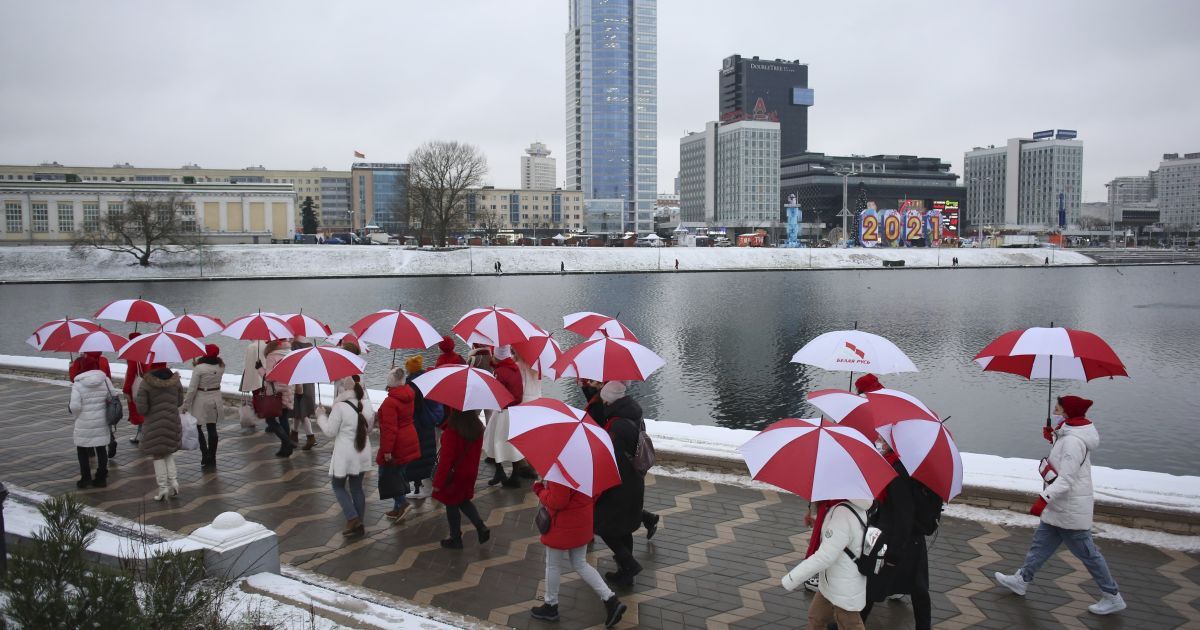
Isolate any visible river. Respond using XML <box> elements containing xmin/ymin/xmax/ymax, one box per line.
<box><xmin>2</xmin><ymin>265</ymin><xmax>1198</xmax><ymax>476</ymax></box>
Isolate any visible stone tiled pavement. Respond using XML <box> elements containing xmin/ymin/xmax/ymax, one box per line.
<box><xmin>2</xmin><ymin>374</ymin><xmax>1199</xmax><ymax>629</ymax></box>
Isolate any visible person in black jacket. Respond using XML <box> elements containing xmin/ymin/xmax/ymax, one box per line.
<box><xmin>403</xmin><ymin>356</ymin><xmax>442</xmax><ymax>499</ymax></box>
<box><xmin>581</xmin><ymin>379</ymin><xmax>661</xmax><ymax>540</ymax></box>
<box><xmin>594</xmin><ymin>381</ymin><xmax>646</xmax><ymax>588</ymax></box>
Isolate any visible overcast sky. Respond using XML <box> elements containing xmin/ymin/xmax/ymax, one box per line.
<box><xmin>1</xmin><ymin>0</ymin><xmax>1197</xmax><ymax>202</ymax></box>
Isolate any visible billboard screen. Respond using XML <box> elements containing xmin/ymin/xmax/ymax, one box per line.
<box><xmin>792</xmin><ymin>88</ymin><xmax>815</xmax><ymax>106</ymax></box>
<box><xmin>1056</xmin><ymin>129</ymin><xmax>1078</xmax><ymax>139</ymax></box>
<box><xmin>1032</xmin><ymin>129</ymin><xmax>1055</xmax><ymax>140</ymax></box>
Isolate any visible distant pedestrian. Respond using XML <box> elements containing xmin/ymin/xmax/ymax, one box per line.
<box><xmin>183</xmin><ymin>344</ymin><xmax>224</xmax><ymax>471</ymax></box>
<box><xmin>378</xmin><ymin>366</ymin><xmax>417</xmax><ymax>523</ymax></box>
<box><xmin>674</xmin><ymin>258</ymin><xmax>679</xmax><ymax>270</ymax></box>
<box><xmin>319</xmin><ymin>375</ymin><xmax>374</xmax><ymax>538</ymax></box>
<box><xmin>993</xmin><ymin>395</ymin><xmax>1126</xmax><ymax>616</ymax></box>
<box><xmin>136</xmin><ymin>363</ymin><xmax>183</xmax><ymax>501</ymax></box>
<box><xmin>561</xmin><ymin>261</ymin><xmax>565</xmax><ymax>273</ymax></box>
<box><xmin>1045</xmin><ymin>256</ymin><xmax>1050</xmax><ymax>266</ymax></box>
<box><xmin>68</xmin><ymin>354</ymin><xmax>115</xmax><ymax>489</ymax></box>
<box><xmin>433</xmin><ymin>409</ymin><xmax>491</xmax><ymax>549</ymax></box>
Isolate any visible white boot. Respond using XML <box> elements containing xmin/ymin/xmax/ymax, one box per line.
<box><xmin>165</xmin><ymin>453</ymin><xmax>180</xmax><ymax>497</ymax></box>
<box><xmin>415</xmin><ymin>478</ymin><xmax>433</xmax><ymax>499</ymax></box>
<box><xmin>994</xmin><ymin>571</ymin><xmax>1029</xmax><ymax>596</ymax></box>
<box><xmin>1088</xmin><ymin>592</ymin><xmax>1126</xmax><ymax>615</ymax></box>
<box><xmin>152</xmin><ymin>459</ymin><xmax>170</xmax><ymax>501</ymax></box>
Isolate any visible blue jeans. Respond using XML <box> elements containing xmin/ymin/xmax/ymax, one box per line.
<box><xmin>393</xmin><ymin>495</ymin><xmax>408</xmax><ymax>510</ymax></box>
<box><xmin>1020</xmin><ymin>522</ymin><xmax>1119</xmax><ymax>594</ymax></box>
<box><xmin>332</xmin><ymin>473</ymin><xmax>366</xmax><ymax>521</ymax></box>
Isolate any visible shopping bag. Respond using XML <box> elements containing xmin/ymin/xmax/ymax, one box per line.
<box><xmin>180</xmin><ymin>412</ymin><xmax>200</xmax><ymax>451</ymax></box>
<box><xmin>378</xmin><ymin>465</ymin><xmax>409</xmax><ymax>500</ymax></box>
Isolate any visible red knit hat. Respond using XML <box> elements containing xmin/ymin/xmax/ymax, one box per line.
<box><xmin>855</xmin><ymin>373</ymin><xmax>883</xmax><ymax>394</ymax></box>
<box><xmin>204</xmin><ymin>343</ymin><xmax>220</xmax><ymax>358</ymax></box>
<box><xmin>1058</xmin><ymin>395</ymin><xmax>1093</xmax><ymax>419</ymax></box>
<box><xmin>438</xmin><ymin>335</ymin><xmax>456</xmax><ymax>353</ymax></box>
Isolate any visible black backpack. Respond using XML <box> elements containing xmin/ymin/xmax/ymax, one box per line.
<box><xmin>834</xmin><ymin>502</ymin><xmax>888</xmax><ymax>577</ymax></box>
<box><xmin>911</xmin><ymin>480</ymin><xmax>944</xmax><ymax>536</ymax></box>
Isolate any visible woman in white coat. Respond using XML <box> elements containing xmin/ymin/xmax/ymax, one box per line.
<box><xmin>69</xmin><ymin>357</ymin><xmax>116</xmax><ymax>489</ymax></box>
<box><xmin>781</xmin><ymin>499</ymin><xmax>873</xmax><ymax>630</ymax></box>
<box><xmin>183</xmin><ymin>344</ymin><xmax>225</xmax><ymax>471</ymax></box>
<box><xmin>318</xmin><ymin>375</ymin><xmax>374</xmax><ymax>539</ymax></box>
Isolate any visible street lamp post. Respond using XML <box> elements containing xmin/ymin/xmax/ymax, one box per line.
<box><xmin>834</xmin><ymin>169</ymin><xmax>858</xmax><ymax>247</ymax></box>
<box><xmin>1105</xmin><ymin>182</ymin><xmax>1123</xmax><ymax>250</ymax></box>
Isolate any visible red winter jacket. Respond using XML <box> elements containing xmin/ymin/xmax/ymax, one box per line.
<box><xmin>534</xmin><ymin>481</ymin><xmax>596</xmax><ymax>550</ymax></box>
<box><xmin>435</xmin><ymin>350</ymin><xmax>466</xmax><ymax>367</ymax></box>
<box><xmin>432</xmin><ymin>425</ymin><xmax>483</xmax><ymax>506</ymax></box>
<box><xmin>376</xmin><ymin>386</ymin><xmax>419</xmax><ymax>467</ymax></box>
<box><xmin>492</xmin><ymin>358</ymin><xmax>523</xmax><ymax>408</ymax></box>
<box><xmin>69</xmin><ymin>355</ymin><xmax>111</xmax><ymax>382</ymax></box>
<box><xmin>123</xmin><ymin>359</ymin><xmax>147</xmax><ymax>426</ymax></box>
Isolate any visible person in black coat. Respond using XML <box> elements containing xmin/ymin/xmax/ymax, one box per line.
<box><xmin>404</xmin><ymin>358</ymin><xmax>442</xmax><ymax>498</ymax></box>
<box><xmin>594</xmin><ymin>382</ymin><xmax>645</xmax><ymax>588</ymax></box>
<box><xmin>581</xmin><ymin>379</ymin><xmax>661</xmax><ymax>540</ymax></box>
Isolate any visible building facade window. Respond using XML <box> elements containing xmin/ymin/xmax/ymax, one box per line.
<box><xmin>5</xmin><ymin>202</ymin><xmax>21</xmax><ymax>232</ymax></box>
<box><xmin>31</xmin><ymin>202</ymin><xmax>49</xmax><ymax>232</ymax></box>
<box><xmin>83</xmin><ymin>202</ymin><xmax>100</xmax><ymax>232</ymax></box>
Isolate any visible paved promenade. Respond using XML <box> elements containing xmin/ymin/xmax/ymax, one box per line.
<box><xmin>2</xmin><ymin>374</ymin><xmax>1198</xmax><ymax>629</ymax></box>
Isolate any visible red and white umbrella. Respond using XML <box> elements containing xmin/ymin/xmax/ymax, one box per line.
<box><xmin>161</xmin><ymin>314</ymin><xmax>225</xmax><ymax>338</ymax></box>
<box><xmin>350</xmin><ymin>309</ymin><xmax>441</xmax><ymax>349</ymax></box>
<box><xmin>280</xmin><ymin>312</ymin><xmax>333</xmax><ymax>339</ymax></box>
<box><xmin>563</xmin><ymin>312</ymin><xmax>639</xmax><ymax>342</ymax></box>
<box><xmin>26</xmin><ymin>318</ymin><xmax>101</xmax><ymax>351</ymax></box>
<box><xmin>552</xmin><ymin>336</ymin><xmax>664</xmax><ymax>382</ymax></box>
<box><xmin>221</xmin><ymin>312</ymin><xmax>293</xmax><ymax>341</ymax></box>
<box><xmin>410</xmin><ymin>365</ymin><xmax>515</xmax><ymax>411</ymax></box>
<box><xmin>513</xmin><ymin>334</ymin><xmax>575</xmax><ymax>380</ymax></box>
<box><xmin>792</xmin><ymin>330</ymin><xmax>918</xmax><ymax>377</ymax></box>
<box><xmin>57</xmin><ymin>329</ymin><xmax>129</xmax><ymax>354</ymax></box>
<box><xmin>507</xmin><ymin>398</ymin><xmax>621</xmax><ymax>497</ymax></box>
<box><xmin>265</xmin><ymin>346</ymin><xmax>366</xmax><ymax>385</ymax></box>
<box><xmin>94</xmin><ymin>298</ymin><xmax>175</xmax><ymax>325</ymax></box>
<box><xmin>809</xmin><ymin>387</ymin><xmax>940</xmax><ymax>440</ymax></box>
<box><xmin>452</xmin><ymin>306</ymin><xmax>547</xmax><ymax>347</ymax></box>
<box><xmin>326</xmin><ymin>332</ymin><xmax>372</xmax><ymax>354</ymax></box>
<box><xmin>739</xmin><ymin>417</ymin><xmax>897</xmax><ymax>501</ymax></box>
<box><xmin>877</xmin><ymin>419</ymin><xmax>963</xmax><ymax>502</ymax></box>
<box><xmin>118</xmin><ymin>331</ymin><xmax>206</xmax><ymax>364</ymax></box>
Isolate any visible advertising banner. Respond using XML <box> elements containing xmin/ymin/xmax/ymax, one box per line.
<box><xmin>859</xmin><ymin>208</ymin><xmax>879</xmax><ymax>247</ymax></box>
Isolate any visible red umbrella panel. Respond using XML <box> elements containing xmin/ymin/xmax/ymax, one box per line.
<box><xmin>808</xmin><ymin>388</ymin><xmax>941</xmax><ymax>441</ymax></box>
<box><xmin>551</xmin><ymin>336</ymin><xmax>665</xmax><ymax>382</ymax></box>
<box><xmin>280</xmin><ymin>313</ymin><xmax>333</xmax><ymax>339</ymax></box>
<box><xmin>117</xmin><ymin>331</ymin><xmax>206</xmax><ymax>364</ymax></box>
<box><xmin>26</xmin><ymin>318</ymin><xmax>101</xmax><ymax>351</ymax></box>
<box><xmin>452</xmin><ymin>306</ymin><xmax>547</xmax><ymax>347</ymax></box>
<box><xmin>326</xmin><ymin>332</ymin><xmax>372</xmax><ymax>354</ymax></box>
<box><xmin>266</xmin><ymin>346</ymin><xmax>366</xmax><ymax>385</ymax></box>
<box><xmin>57</xmin><ymin>329</ymin><xmax>129</xmax><ymax>354</ymax></box>
<box><xmin>220</xmin><ymin>313</ymin><xmax>293</xmax><ymax>341</ymax></box>
<box><xmin>739</xmin><ymin>417</ymin><xmax>897</xmax><ymax>502</ymax></box>
<box><xmin>409</xmin><ymin>365</ymin><xmax>515</xmax><ymax>411</ymax></box>
<box><xmin>161</xmin><ymin>314</ymin><xmax>225</xmax><ymax>338</ymax></box>
<box><xmin>350</xmin><ymin>309</ymin><xmax>441</xmax><ymax>349</ymax></box>
<box><xmin>507</xmin><ymin>398</ymin><xmax>621</xmax><ymax>497</ymax></box>
<box><xmin>562</xmin><ymin>311</ymin><xmax>639</xmax><ymax>342</ymax></box>
<box><xmin>513</xmin><ymin>334</ymin><xmax>575</xmax><ymax>380</ymax></box>
<box><xmin>877</xmin><ymin>419</ymin><xmax>963</xmax><ymax>502</ymax></box>
<box><xmin>94</xmin><ymin>299</ymin><xmax>175</xmax><ymax>325</ymax></box>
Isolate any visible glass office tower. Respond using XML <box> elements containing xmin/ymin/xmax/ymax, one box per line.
<box><xmin>566</xmin><ymin>0</ymin><xmax>657</xmax><ymax>235</ymax></box>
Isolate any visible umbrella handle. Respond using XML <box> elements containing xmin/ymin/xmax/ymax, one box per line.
<box><xmin>847</xmin><ymin>370</ymin><xmax>854</xmax><ymax>392</ymax></box>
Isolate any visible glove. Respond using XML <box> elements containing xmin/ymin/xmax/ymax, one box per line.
<box><xmin>1042</xmin><ymin>426</ymin><xmax>1054</xmax><ymax>443</ymax></box>
<box><xmin>1030</xmin><ymin>496</ymin><xmax>1048</xmax><ymax>517</ymax></box>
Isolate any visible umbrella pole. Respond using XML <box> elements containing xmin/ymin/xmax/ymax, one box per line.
<box><xmin>1046</xmin><ymin>320</ymin><xmax>1054</xmax><ymax>428</ymax></box>
<box><xmin>847</xmin><ymin>370</ymin><xmax>854</xmax><ymax>392</ymax></box>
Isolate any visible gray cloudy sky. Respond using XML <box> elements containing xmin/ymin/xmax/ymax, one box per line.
<box><xmin>1</xmin><ymin>0</ymin><xmax>1197</xmax><ymax>202</ymax></box>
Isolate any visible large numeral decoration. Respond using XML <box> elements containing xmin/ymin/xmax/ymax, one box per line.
<box><xmin>859</xmin><ymin>209</ymin><xmax>879</xmax><ymax>248</ymax></box>
<box><xmin>925</xmin><ymin>210</ymin><xmax>942</xmax><ymax>245</ymax></box>
<box><xmin>882</xmin><ymin>209</ymin><xmax>902</xmax><ymax>245</ymax></box>
<box><xmin>906</xmin><ymin>210</ymin><xmax>923</xmax><ymax>242</ymax></box>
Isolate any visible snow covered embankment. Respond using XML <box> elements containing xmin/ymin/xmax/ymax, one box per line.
<box><xmin>0</xmin><ymin>244</ymin><xmax>1096</xmax><ymax>282</ymax></box>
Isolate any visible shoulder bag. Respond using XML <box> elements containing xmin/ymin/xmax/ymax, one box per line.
<box><xmin>103</xmin><ymin>380</ymin><xmax>124</xmax><ymax>426</ymax></box>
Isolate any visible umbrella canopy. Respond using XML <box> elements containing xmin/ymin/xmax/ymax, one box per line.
<box><xmin>739</xmin><ymin>417</ymin><xmax>897</xmax><ymax>501</ymax></box>
<box><xmin>974</xmin><ymin>326</ymin><xmax>1127</xmax><ymax>381</ymax></box>
<box><xmin>280</xmin><ymin>313</ymin><xmax>333</xmax><ymax>339</ymax></box>
<box><xmin>94</xmin><ymin>299</ymin><xmax>175</xmax><ymax>325</ymax></box>
<box><xmin>57</xmin><ymin>328</ymin><xmax>129</xmax><ymax>354</ymax></box>
<box><xmin>791</xmin><ymin>330</ymin><xmax>918</xmax><ymax>375</ymax></box>
<box><xmin>265</xmin><ymin>346</ymin><xmax>366</xmax><ymax>385</ymax></box>
<box><xmin>118</xmin><ymin>331</ymin><xmax>206</xmax><ymax>364</ymax></box>
<box><xmin>562</xmin><ymin>312</ymin><xmax>639</xmax><ymax>342</ymax></box>
<box><xmin>161</xmin><ymin>314</ymin><xmax>225</xmax><ymax>338</ymax></box>
<box><xmin>220</xmin><ymin>312</ymin><xmax>293</xmax><ymax>341</ymax></box>
<box><xmin>878</xmin><ymin>419</ymin><xmax>963</xmax><ymax>502</ymax></box>
<box><xmin>507</xmin><ymin>398</ymin><xmax>621</xmax><ymax>497</ymax></box>
<box><xmin>410</xmin><ymin>365</ymin><xmax>515</xmax><ymax>411</ymax></box>
<box><xmin>326</xmin><ymin>332</ymin><xmax>372</xmax><ymax>353</ymax></box>
<box><xmin>808</xmin><ymin>387</ymin><xmax>940</xmax><ymax>441</ymax></box>
<box><xmin>26</xmin><ymin>318</ymin><xmax>101</xmax><ymax>351</ymax></box>
<box><xmin>452</xmin><ymin>306</ymin><xmax>547</xmax><ymax>347</ymax></box>
<box><xmin>513</xmin><ymin>334</ymin><xmax>575</xmax><ymax>380</ymax></box>
<box><xmin>552</xmin><ymin>336</ymin><xmax>664</xmax><ymax>382</ymax></box>
<box><xmin>350</xmin><ymin>309</ymin><xmax>441</xmax><ymax>349</ymax></box>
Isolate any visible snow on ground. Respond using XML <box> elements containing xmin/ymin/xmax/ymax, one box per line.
<box><xmin>0</xmin><ymin>244</ymin><xmax>1095</xmax><ymax>282</ymax></box>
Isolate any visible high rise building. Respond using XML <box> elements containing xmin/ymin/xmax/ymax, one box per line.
<box><xmin>1106</xmin><ymin>173</ymin><xmax>1156</xmax><ymax>226</ymax></box>
<box><xmin>350</xmin><ymin>162</ymin><xmax>409</xmax><ymax>234</ymax></box>
<box><xmin>566</xmin><ymin>0</ymin><xmax>657</xmax><ymax>235</ymax></box>
<box><xmin>716</xmin><ymin>120</ymin><xmax>781</xmax><ymax>226</ymax></box>
<box><xmin>521</xmin><ymin>142</ymin><xmax>557</xmax><ymax>190</ymax></box>
<box><xmin>678</xmin><ymin>122</ymin><xmax>717</xmax><ymax>226</ymax></box>
<box><xmin>1157</xmin><ymin>152</ymin><xmax>1200</xmax><ymax>227</ymax></box>
<box><xmin>963</xmin><ymin>130</ymin><xmax>1083</xmax><ymax>229</ymax></box>
<box><xmin>719</xmin><ymin>55</ymin><xmax>813</xmax><ymax>157</ymax></box>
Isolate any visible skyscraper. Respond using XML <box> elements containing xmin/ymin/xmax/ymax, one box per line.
<box><xmin>964</xmin><ymin>131</ymin><xmax>1083</xmax><ymax>229</ymax></box>
<box><xmin>719</xmin><ymin>55</ymin><xmax>813</xmax><ymax>157</ymax></box>
<box><xmin>521</xmin><ymin>142</ymin><xmax>557</xmax><ymax>190</ymax></box>
<box><xmin>566</xmin><ymin>0</ymin><xmax>657</xmax><ymax>235</ymax></box>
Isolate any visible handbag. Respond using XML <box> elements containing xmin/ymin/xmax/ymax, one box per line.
<box><xmin>180</xmin><ymin>412</ymin><xmax>200</xmax><ymax>450</ymax></box>
<box><xmin>378</xmin><ymin>465</ymin><xmax>409</xmax><ymax>500</ymax></box>
<box><xmin>103</xmin><ymin>380</ymin><xmax>123</xmax><ymax>426</ymax></box>
<box><xmin>252</xmin><ymin>387</ymin><xmax>283</xmax><ymax>418</ymax></box>
<box><xmin>632</xmin><ymin>428</ymin><xmax>655</xmax><ymax>476</ymax></box>
<box><xmin>535</xmin><ymin>505</ymin><xmax>552</xmax><ymax>535</ymax></box>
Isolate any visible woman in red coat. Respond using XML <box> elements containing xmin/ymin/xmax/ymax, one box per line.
<box><xmin>377</xmin><ymin>367</ymin><xmax>419</xmax><ymax>522</ymax></box>
<box><xmin>530</xmin><ymin>480</ymin><xmax>627</xmax><ymax>628</ymax></box>
<box><xmin>432</xmin><ymin>409</ymin><xmax>490</xmax><ymax>549</ymax></box>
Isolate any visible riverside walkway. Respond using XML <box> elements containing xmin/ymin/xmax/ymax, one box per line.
<box><xmin>2</xmin><ymin>373</ymin><xmax>1198</xmax><ymax>629</ymax></box>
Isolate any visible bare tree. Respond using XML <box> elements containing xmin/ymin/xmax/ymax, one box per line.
<box><xmin>1077</xmin><ymin>215</ymin><xmax>1107</xmax><ymax>230</ymax></box>
<box><xmin>71</xmin><ymin>193</ymin><xmax>205</xmax><ymax>266</ymax></box>
<box><xmin>407</xmin><ymin>141</ymin><xmax>488</xmax><ymax>247</ymax></box>
<box><xmin>474</xmin><ymin>205</ymin><xmax>504</xmax><ymax>242</ymax></box>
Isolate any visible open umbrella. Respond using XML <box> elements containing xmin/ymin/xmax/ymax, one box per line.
<box><xmin>807</xmin><ymin>387</ymin><xmax>940</xmax><ymax>440</ymax></box>
<box><xmin>877</xmin><ymin>419</ymin><xmax>963</xmax><ymax>502</ymax></box>
<box><xmin>350</xmin><ymin>308</ymin><xmax>441</xmax><ymax>364</ymax></box>
<box><xmin>26</xmin><ymin>318</ymin><xmax>101</xmax><ymax>351</ymax></box>
<box><xmin>117</xmin><ymin>331</ymin><xmax>206</xmax><ymax>364</ymax></box>
<box><xmin>562</xmin><ymin>312</ymin><xmax>639</xmax><ymax>342</ymax></box>
<box><xmin>792</xmin><ymin>329</ymin><xmax>918</xmax><ymax>389</ymax></box>
<box><xmin>513</xmin><ymin>333</ymin><xmax>574</xmax><ymax>380</ymax></box>
<box><xmin>551</xmin><ymin>335</ymin><xmax>664</xmax><ymax>382</ymax></box>
<box><xmin>280</xmin><ymin>312</ymin><xmax>332</xmax><ymax>339</ymax></box>
<box><xmin>410</xmin><ymin>365</ymin><xmax>515</xmax><ymax>411</ymax></box>
<box><xmin>221</xmin><ymin>312</ymin><xmax>293</xmax><ymax>341</ymax></box>
<box><xmin>507</xmin><ymin>398</ymin><xmax>621</xmax><ymax>497</ymax></box>
<box><xmin>326</xmin><ymin>332</ymin><xmax>372</xmax><ymax>354</ymax></box>
<box><xmin>265</xmin><ymin>346</ymin><xmax>366</xmax><ymax>385</ymax></box>
<box><xmin>739</xmin><ymin>417</ymin><xmax>897</xmax><ymax>501</ymax></box>
<box><xmin>974</xmin><ymin>324</ymin><xmax>1127</xmax><ymax>425</ymax></box>
<box><xmin>161</xmin><ymin>314</ymin><xmax>225</xmax><ymax>338</ymax></box>
<box><xmin>452</xmin><ymin>306</ymin><xmax>547</xmax><ymax>347</ymax></box>
<box><xmin>94</xmin><ymin>298</ymin><xmax>175</xmax><ymax>326</ymax></box>
<box><xmin>57</xmin><ymin>328</ymin><xmax>129</xmax><ymax>354</ymax></box>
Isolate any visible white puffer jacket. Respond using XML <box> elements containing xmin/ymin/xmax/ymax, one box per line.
<box><xmin>1041</xmin><ymin>420</ymin><xmax>1100</xmax><ymax>530</ymax></box>
<box><xmin>70</xmin><ymin>369</ymin><xmax>116</xmax><ymax>448</ymax></box>
<box><xmin>318</xmin><ymin>386</ymin><xmax>375</xmax><ymax>478</ymax></box>
<box><xmin>782</xmin><ymin>500</ymin><xmax>872</xmax><ymax>612</ymax></box>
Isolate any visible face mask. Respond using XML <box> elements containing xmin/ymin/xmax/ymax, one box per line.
<box><xmin>1051</xmin><ymin>414</ymin><xmax>1065</xmax><ymax>426</ymax></box>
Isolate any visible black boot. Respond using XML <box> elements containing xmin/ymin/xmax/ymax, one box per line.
<box><xmin>603</xmin><ymin>595</ymin><xmax>627</xmax><ymax>628</ymax></box>
<box><xmin>196</xmin><ymin>426</ymin><xmax>212</xmax><ymax>470</ymax></box>
<box><xmin>207</xmin><ymin>425</ymin><xmax>218</xmax><ymax>468</ymax></box>
<box><xmin>271</xmin><ymin>422</ymin><xmax>294</xmax><ymax>457</ymax></box>
<box><xmin>488</xmin><ymin>461</ymin><xmax>508</xmax><ymax>486</ymax></box>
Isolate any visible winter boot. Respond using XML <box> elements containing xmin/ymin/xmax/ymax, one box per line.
<box><xmin>303</xmin><ymin>434</ymin><xmax>317</xmax><ymax>450</ymax></box>
<box><xmin>994</xmin><ymin>571</ymin><xmax>1029</xmax><ymax>596</ymax></box>
<box><xmin>643</xmin><ymin>511</ymin><xmax>660</xmax><ymax>540</ymax></box>
<box><xmin>517</xmin><ymin>460</ymin><xmax>538</xmax><ymax>479</ymax></box>
<box><xmin>530</xmin><ymin>602</ymin><xmax>560</xmax><ymax>622</ymax></box>
<box><xmin>342</xmin><ymin>517</ymin><xmax>364</xmax><ymax>538</ymax></box>
<box><xmin>165</xmin><ymin>454</ymin><xmax>180</xmax><ymax>497</ymax></box>
<box><xmin>405</xmin><ymin>479</ymin><xmax>423</xmax><ymax>499</ymax></box>
<box><xmin>196</xmin><ymin>428</ymin><xmax>212</xmax><ymax>470</ymax></box>
<box><xmin>603</xmin><ymin>595</ymin><xmax>627</xmax><ymax>628</ymax></box>
<box><xmin>152</xmin><ymin>459</ymin><xmax>170</xmax><ymax>501</ymax></box>
<box><xmin>414</xmin><ymin>479</ymin><xmax>433</xmax><ymax>499</ymax></box>
<box><xmin>500</xmin><ymin>464</ymin><xmax>521</xmax><ymax>488</ymax></box>
<box><xmin>488</xmin><ymin>461</ymin><xmax>508</xmax><ymax>486</ymax></box>
<box><xmin>440</xmin><ymin>536</ymin><xmax>464</xmax><ymax>549</ymax></box>
<box><xmin>207</xmin><ymin>428</ymin><xmax>218</xmax><ymax>469</ymax></box>
<box><xmin>272</xmin><ymin>423</ymin><xmax>294</xmax><ymax>457</ymax></box>
<box><xmin>289</xmin><ymin>429</ymin><xmax>299</xmax><ymax>445</ymax></box>
<box><xmin>1088</xmin><ymin>592</ymin><xmax>1126</xmax><ymax>615</ymax></box>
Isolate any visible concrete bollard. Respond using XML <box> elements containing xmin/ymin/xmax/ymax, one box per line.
<box><xmin>187</xmin><ymin>511</ymin><xmax>279</xmax><ymax>579</ymax></box>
